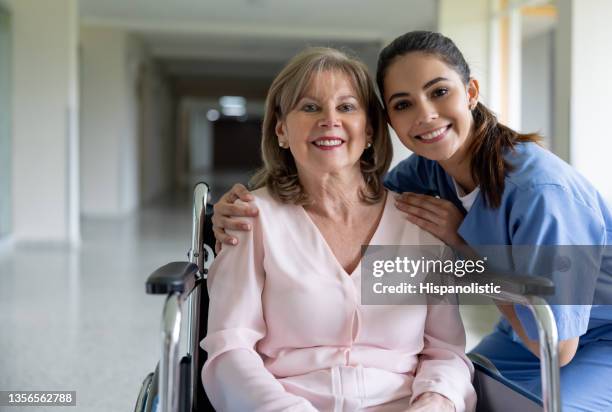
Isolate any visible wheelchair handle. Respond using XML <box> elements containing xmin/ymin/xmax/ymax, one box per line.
<box><xmin>189</xmin><ymin>182</ymin><xmax>209</xmax><ymax>277</ymax></box>
<box><xmin>151</xmin><ymin>183</ymin><xmax>212</xmax><ymax>412</ymax></box>
<box><xmin>480</xmin><ymin>288</ymin><xmax>561</xmax><ymax>412</ymax></box>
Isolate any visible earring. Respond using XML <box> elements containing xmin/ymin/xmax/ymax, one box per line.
<box><xmin>279</xmin><ymin>141</ymin><xmax>286</xmax><ymax>148</ymax></box>
<box><xmin>366</xmin><ymin>142</ymin><xmax>372</xmax><ymax>149</ymax></box>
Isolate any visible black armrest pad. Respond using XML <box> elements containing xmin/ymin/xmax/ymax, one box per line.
<box><xmin>146</xmin><ymin>262</ymin><xmax>198</xmax><ymax>295</ymax></box>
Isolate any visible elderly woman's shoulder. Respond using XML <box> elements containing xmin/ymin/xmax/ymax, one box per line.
<box><xmin>385</xmin><ymin>190</ymin><xmax>446</xmax><ymax>248</ymax></box>
<box><xmin>247</xmin><ymin>186</ymin><xmax>290</xmax><ymax>214</ymax></box>
<box><xmin>250</xmin><ymin>186</ymin><xmax>271</xmax><ymax>201</ymax></box>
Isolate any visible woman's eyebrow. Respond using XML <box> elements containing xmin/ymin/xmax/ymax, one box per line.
<box><xmin>423</xmin><ymin>76</ymin><xmax>448</xmax><ymax>89</ymax></box>
<box><xmin>299</xmin><ymin>94</ymin><xmax>357</xmax><ymax>101</ymax></box>
<box><xmin>387</xmin><ymin>92</ymin><xmax>408</xmax><ymax>104</ymax></box>
<box><xmin>387</xmin><ymin>77</ymin><xmax>449</xmax><ymax>104</ymax></box>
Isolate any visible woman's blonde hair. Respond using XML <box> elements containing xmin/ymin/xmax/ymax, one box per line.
<box><xmin>250</xmin><ymin>47</ymin><xmax>392</xmax><ymax>205</ymax></box>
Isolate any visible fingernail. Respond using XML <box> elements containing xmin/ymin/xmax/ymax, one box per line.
<box><xmin>242</xmin><ymin>224</ymin><xmax>250</xmax><ymax>230</ymax></box>
<box><xmin>230</xmin><ymin>238</ymin><xmax>237</xmax><ymax>245</ymax></box>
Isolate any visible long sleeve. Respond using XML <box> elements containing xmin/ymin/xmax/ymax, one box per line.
<box><xmin>203</xmin><ymin>350</ymin><xmax>316</xmax><ymax>412</ymax></box>
<box><xmin>201</xmin><ymin>201</ymin><xmax>316</xmax><ymax>412</ymax></box>
<box><xmin>410</xmin><ymin>302</ymin><xmax>476</xmax><ymax>412</ymax></box>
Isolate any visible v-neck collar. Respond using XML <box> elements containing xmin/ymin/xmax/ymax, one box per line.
<box><xmin>296</xmin><ymin>191</ymin><xmax>391</xmax><ymax>278</ymax></box>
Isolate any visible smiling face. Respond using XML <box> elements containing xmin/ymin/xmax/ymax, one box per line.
<box><xmin>276</xmin><ymin>70</ymin><xmax>373</xmax><ymax>178</ymax></box>
<box><xmin>383</xmin><ymin>52</ymin><xmax>479</xmax><ymax>165</ymax></box>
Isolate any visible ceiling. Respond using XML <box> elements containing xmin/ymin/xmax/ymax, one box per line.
<box><xmin>79</xmin><ymin>0</ymin><xmax>438</xmax><ymax>84</ymax></box>
<box><xmin>79</xmin><ymin>0</ymin><xmax>438</xmax><ymax>46</ymax></box>
<box><xmin>78</xmin><ymin>1</ymin><xmax>558</xmax><ymax>103</ymax></box>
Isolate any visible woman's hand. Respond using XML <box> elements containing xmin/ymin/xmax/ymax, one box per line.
<box><xmin>212</xmin><ymin>183</ymin><xmax>258</xmax><ymax>253</ymax></box>
<box><xmin>395</xmin><ymin>193</ymin><xmax>466</xmax><ymax>247</ymax></box>
<box><xmin>406</xmin><ymin>392</ymin><xmax>455</xmax><ymax>412</ymax></box>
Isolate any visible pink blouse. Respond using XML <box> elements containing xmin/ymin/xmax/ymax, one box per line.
<box><xmin>201</xmin><ymin>188</ymin><xmax>476</xmax><ymax>412</ymax></box>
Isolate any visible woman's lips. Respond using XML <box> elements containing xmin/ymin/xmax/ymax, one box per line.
<box><xmin>415</xmin><ymin>125</ymin><xmax>451</xmax><ymax>144</ymax></box>
<box><xmin>312</xmin><ymin>138</ymin><xmax>345</xmax><ymax>150</ymax></box>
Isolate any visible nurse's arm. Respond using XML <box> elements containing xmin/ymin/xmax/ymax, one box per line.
<box><xmin>495</xmin><ymin>302</ymin><xmax>579</xmax><ymax>367</ymax></box>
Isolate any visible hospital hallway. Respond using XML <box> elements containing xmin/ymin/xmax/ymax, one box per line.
<box><xmin>0</xmin><ymin>194</ymin><xmax>193</xmax><ymax>411</ymax></box>
<box><xmin>3</xmin><ymin>0</ymin><xmax>612</xmax><ymax>410</ymax></box>
<box><xmin>0</xmin><ymin>191</ymin><xmax>500</xmax><ymax>412</ymax></box>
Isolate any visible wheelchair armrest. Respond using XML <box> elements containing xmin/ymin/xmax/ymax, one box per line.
<box><xmin>146</xmin><ymin>262</ymin><xmax>199</xmax><ymax>295</ymax></box>
<box><xmin>478</xmin><ymin>271</ymin><xmax>555</xmax><ymax>297</ymax></box>
<box><xmin>462</xmin><ymin>272</ymin><xmax>560</xmax><ymax>411</ymax></box>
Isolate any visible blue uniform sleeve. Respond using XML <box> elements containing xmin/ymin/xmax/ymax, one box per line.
<box><xmin>384</xmin><ymin>154</ymin><xmax>436</xmax><ymax>194</ymax></box>
<box><xmin>509</xmin><ymin>184</ymin><xmax>606</xmax><ymax>340</ymax></box>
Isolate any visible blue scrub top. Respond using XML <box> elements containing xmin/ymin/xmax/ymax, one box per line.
<box><xmin>384</xmin><ymin>142</ymin><xmax>612</xmax><ymax>342</ymax></box>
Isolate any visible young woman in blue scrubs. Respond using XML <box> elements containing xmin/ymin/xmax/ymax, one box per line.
<box><xmin>376</xmin><ymin>31</ymin><xmax>612</xmax><ymax>412</ymax></box>
<box><xmin>212</xmin><ymin>31</ymin><xmax>612</xmax><ymax>411</ymax></box>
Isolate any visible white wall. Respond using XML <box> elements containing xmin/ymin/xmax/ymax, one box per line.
<box><xmin>438</xmin><ymin>0</ymin><xmax>490</xmax><ymax>104</ymax></box>
<box><xmin>80</xmin><ymin>27</ymin><xmax>173</xmax><ymax>214</ymax></box>
<box><xmin>121</xmin><ymin>35</ymin><xmax>141</xmax><ymax>212</ymax></box>
<box><xmin>559</xmin><ymin>0</ymin><xmax>612</xmax><ymax>202</ymax></box>
<box><xmin>138</xmin><ymin>52</ymin><xmax>173</xmax><ymax>205</ymax></box>
<box><xmin>522</xmin><ymin>30</ymin><xmax>554</xmax><ymax>145</ymax></box>
<box><xmin>8</xmin><ymin>0</ymin><xmax>79</xmax><ymax>243</ymax></box>
<box><xmin>80</xmin><ymin>27</ymin><xmax>128</xmax><ymax>216</ymax></box>
<box><xmin>554</xmin><ymin>0</ymin><xmax>572</xmax><ymax>162</ymax></box>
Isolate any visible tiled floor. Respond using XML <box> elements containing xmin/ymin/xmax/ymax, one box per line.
<box><xmin>0</xmin><ymin>196</ymin><xmax>500</xmax><ymax>412</ymax></box>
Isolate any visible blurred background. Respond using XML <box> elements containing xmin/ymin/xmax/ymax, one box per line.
<box><xmin>0</xmin><ymin>0</ymin><xmax>610</xmax><ymax>411</ymax></box>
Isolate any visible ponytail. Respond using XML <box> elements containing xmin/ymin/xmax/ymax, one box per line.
<box><xmin>469</xmin><ymin>102</ymin><xmax>540</xmax><ymax>208</ymax></box>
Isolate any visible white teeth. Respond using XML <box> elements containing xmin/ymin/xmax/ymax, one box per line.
<box><xmin>314</xmin><ymin>139</ymin><xmax>343</xmax><ymax>146</ymax></box>
<box><xmin>420</xmin><ymin>126</ymin><xmax>448</xmax><ymax>140</ymax></box>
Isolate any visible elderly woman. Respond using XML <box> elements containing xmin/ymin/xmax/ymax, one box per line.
<box><xmin>201</xmin><ymin>47</ymin><xmax>475</xmax><ymax>412</ymax></box>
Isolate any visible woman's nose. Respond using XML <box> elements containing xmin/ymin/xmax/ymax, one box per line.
<box><xmin>415</xmin><ymin>101</ymin><xmax>439</xmax><ymax>125</ymax></box>
<box><xmin>317</xmin><ymin>107</ymin><xmax>341</xmax><ymax>128</ymax></box>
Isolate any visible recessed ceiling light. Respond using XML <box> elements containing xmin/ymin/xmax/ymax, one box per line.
<box><xmin>206</xmin><ymin>109</ymin><xmax>220</xmax><ymax>121</ymax></box>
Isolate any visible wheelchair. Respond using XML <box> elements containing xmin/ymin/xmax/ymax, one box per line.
<box><xmin>135</xmin><ymin>182</ymin><xmax>562</xmax><ymax>412</ymax></box>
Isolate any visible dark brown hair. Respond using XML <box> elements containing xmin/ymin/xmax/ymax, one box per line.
<box><xmin>251</xmin><ymin>47</ymin><xmax>392</xmax><ymax>205</ymax></box>
<box><xmin>377</xmin><ymin>31</ymin><xmax>540</xmax><ymax>208</ymax></box>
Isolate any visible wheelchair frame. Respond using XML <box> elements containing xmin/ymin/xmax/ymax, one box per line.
<box><xmin>136</xmin><ymin>182</ymin><xmax>562</xmax><ymax>412</ymax></box>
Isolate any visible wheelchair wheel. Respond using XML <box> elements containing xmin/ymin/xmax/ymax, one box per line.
<box><xmin>140</xmin><ymin>364</ymin><xmax>160</xmax><ymax>412</ymax></box>
<box><xmin>135</xmin><ymin>370</ymin><xmax>155</xmax><ymax>412</ymax></box>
